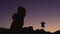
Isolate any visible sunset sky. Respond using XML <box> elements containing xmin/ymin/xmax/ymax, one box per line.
<box><xmin>0</xmin><ymin>0</ymin><xmax>60</xmax><ymax>32</ymax></box>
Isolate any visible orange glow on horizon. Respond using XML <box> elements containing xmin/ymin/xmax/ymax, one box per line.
<box><xmin>32</xmin><ymin>24</ymin><xmax>60</xmax><ymax>33</ymax></box>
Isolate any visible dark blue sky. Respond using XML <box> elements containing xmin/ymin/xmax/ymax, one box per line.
<box><xmin>0</xmin><ymin>0</ymin><xmax>60</xmax><ymax>32</ymax></box>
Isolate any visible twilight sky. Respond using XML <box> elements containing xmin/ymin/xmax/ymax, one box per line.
<box><xmin>0</xmin><ymin>0</ymin><xmax>60</xmax><ymax>32</ymax></box>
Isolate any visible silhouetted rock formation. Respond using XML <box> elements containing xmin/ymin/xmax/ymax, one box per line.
<box><xmin>34</xmin><ymin>29</ymin><xmax>52</xmax><ymax>34</ymax></box>
<box><xmin>53</xmin><ymin>30</ymin><xmax>60</xmax><ymax>34</ymax></box>
<box><xmin>22</xmin><ymin>26</ymin><xmax>34</xmax><ymax>34</ymax></box>
<box><xmin>10</xmin><ymin>6</ymin><xmax>26</xmax><ymax>32</ymax></box>
<box><xmin>0</xmin><ymin>27</ymin><xmax>53</xmax><ymax>34</ymax></box>
<box><xmin>41</xmin><ymin>21</ymin><xmax>45</xmax><ymax>28</ymax></box>
<box><xmin>0</xmin><ymin>28</ymin><xmax>8</xmax><ymax>34</ymax></box>
<box><xmin>0</xmin><ymin>6</ymin><xmax>59</xmax><ymax>34</ymax></box>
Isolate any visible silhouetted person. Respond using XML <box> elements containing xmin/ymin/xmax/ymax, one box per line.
<box><xmin>41</xmin><ymin>21</ymin><xmax>45</xmax><ymax>28</ymax></box>
<box><xmin>10</xmin><ymin>6</ymin><xmax>26</xmax><ymax>31</ymax></box>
